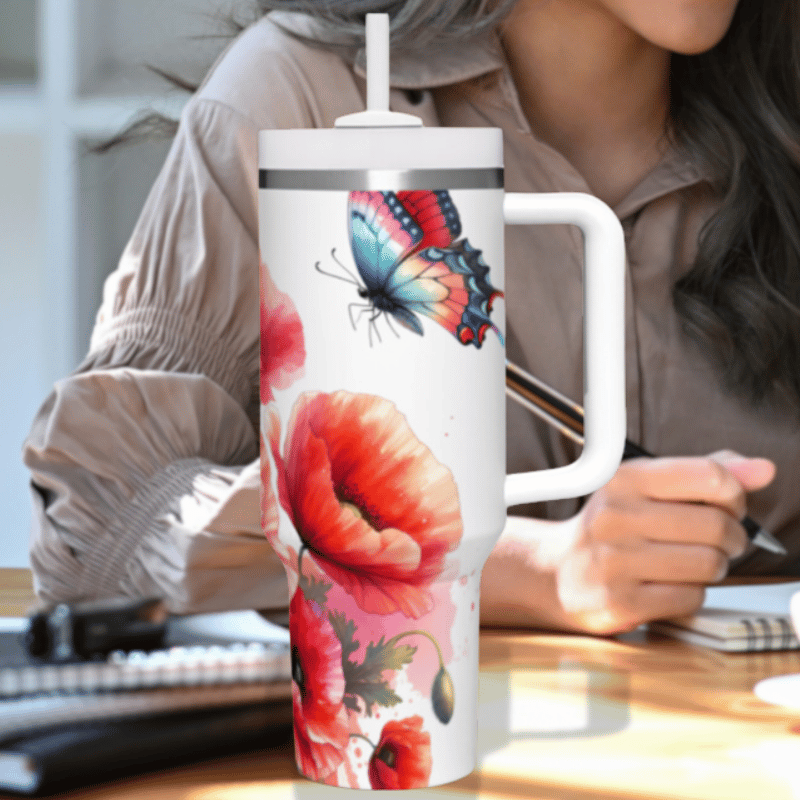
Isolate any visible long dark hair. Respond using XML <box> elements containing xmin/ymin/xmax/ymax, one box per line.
<box><xmin>106</xmin><ymin>0</ymin><xmax>800</xmax><ymax>409</ymax></box>
<box><xmin>670</xmin><ymin>0</ymin><xmax>800</xmax><ymax>409</ymax></box>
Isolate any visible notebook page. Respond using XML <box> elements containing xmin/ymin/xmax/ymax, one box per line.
<box><xmin>702</xmin><ymin>581</ymin><xmax>800</xmax><ymax>615</ymax></box>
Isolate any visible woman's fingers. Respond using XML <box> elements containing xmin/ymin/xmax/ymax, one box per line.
<box><xmin>557</xmin><ymin>561</ymin><xmax>708</xmax><ymax>634</ymax></box>
<box><xmin>603</xmin><ymin>539</ymin><xmax>732</xmax><ymax>584</ymax></box>
<box><xmin>707</xmin><ymin>450</ymin><xmax>776</xmax><ymax>492</ymax></box>
<box><xmin>606</xmin><ymin>453</ymin><xmax>775</xmax><ymax>521</ymax></box>
<box><xmin>554</xmin><ymin>451</ymin><xmax>779</xmax><ymax>634</ymax></box>
<box><xmin>584</xmin><ymin>495</ymin><xmax>747</xmax><ymax>556</ymax></box>
<box><xmin>628</xmin><ymin>582</ymin><xmax>707</xmax><ymax>624</ymax></box>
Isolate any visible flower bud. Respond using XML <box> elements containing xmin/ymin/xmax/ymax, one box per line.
<box><xmin>431</xmin><ymin>665</ymin><xmax>454</xmax><ymax>724</ymax></box>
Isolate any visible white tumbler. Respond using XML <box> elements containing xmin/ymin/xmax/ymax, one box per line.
<box><xmin>258</xmin><ymin>14</ymin><xmax>626</xmax><ymax>790</ymax></box>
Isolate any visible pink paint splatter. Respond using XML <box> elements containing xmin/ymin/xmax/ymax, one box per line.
<box><xmin>323</xmin><ymin>580</ymin><xmax>457</xmax><ymax>699</ymax></box>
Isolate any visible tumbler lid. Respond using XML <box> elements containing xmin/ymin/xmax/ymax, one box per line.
<box><xmin>259</xmin><ymin>127</ymin><xmax>502</xmax><ymax>173</ymax></box>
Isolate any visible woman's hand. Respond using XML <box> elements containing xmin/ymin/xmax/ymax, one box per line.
<box><xmin>480</xmin><ymin>451</ymin><xmax>776</xmax><ymax>635</ymax></box>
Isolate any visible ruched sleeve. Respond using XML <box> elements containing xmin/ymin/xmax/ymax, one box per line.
<box><xmin>23</xmin><ymin>95</ymin><xmax>288</xmax><ymax>614</ymax></box>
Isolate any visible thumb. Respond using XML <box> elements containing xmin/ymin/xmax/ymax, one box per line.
<box><xmin>709</xmin><ymin>450</ymin><xmax>776</xmax><ymax>493</ymax></box>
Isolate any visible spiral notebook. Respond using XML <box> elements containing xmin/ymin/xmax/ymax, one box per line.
<box><xmin>648</xmin><ymin>581</ymin><xmax>800</xmax><ymax>652</ymax></box>
<box><xmin>0</xmin><ymin>611</ymin><xmax>293</xmax><ymax>794</ymax></box>
<box><xmin>0</xmin><ymin>610</ymin><xmax>292</xmax><ymax>738</ymax></box>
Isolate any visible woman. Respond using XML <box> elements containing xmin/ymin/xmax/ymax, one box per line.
<box><xmin>23</xmin><ymin>0</ymin><xmax>800</xmax><ymax>634</ymax></box>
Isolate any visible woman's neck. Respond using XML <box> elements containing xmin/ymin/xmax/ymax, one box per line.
<box><xmin>500</xmin><ymin>0</ymin><xmax>671</xmax><ymax>207</ymax></box>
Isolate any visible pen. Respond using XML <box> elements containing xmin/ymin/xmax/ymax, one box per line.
<box><xmin>505</xmin><ymin>359</ymin><xmax>786</xmax><ymax>556</ymax></box>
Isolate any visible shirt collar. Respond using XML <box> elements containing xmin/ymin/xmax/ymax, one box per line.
<box><xmin>613</xmin><ymin>150</ymin><xmax>707</xmax><ymax>220</ymax></box>
<box><xmin>270</xmin><ymin>11</ymin><xmax>708</xmax><ymax>216</ymax></box>
<box><xmin>363</xmin><ymin>30</ymin><xmax>708</xmax><ymax>217</ymax></box>
<box><xmin>352</xmin><ymin>37</ymin><xmax>506</xmax><ymax>89</ymax></box>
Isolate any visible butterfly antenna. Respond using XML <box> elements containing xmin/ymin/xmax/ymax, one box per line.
<box><xmin>330</xmin><ymin>249</ymin><xmax>363</xmax><ymax>283</ymax></box>
<box><xmin>314</xmin><ymin>249</ymin><xmax>360</xmax><ymax>286</ymax></box>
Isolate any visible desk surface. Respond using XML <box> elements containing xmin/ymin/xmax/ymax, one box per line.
<box><xmin>3</xmin><ymin>569</ymin><xmax>800</xmax><ymax>800</ymax></box>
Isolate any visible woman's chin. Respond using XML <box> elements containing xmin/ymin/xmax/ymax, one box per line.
<box><xmin>630</xmin><ymin>0</ymin><xmax>740</xmax><ymax>55</ymax></box>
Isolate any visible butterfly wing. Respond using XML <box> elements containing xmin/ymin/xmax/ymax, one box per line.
<box><xmin>348</xmin><ymin>190</ymin><xmax>461</xmax><ymax>285</ymax></box>
<box><xmin>348</xmin><ymin>191</ymin><xmax>424</xmax><ymax>294</ymax></box>
<box><xmin>346</xmin><ymin>189</ymin><xmax>502</xmax><ymax>346</ymax></box>
<box><xmin>395</xmin><ymin>190</ymin><xmax>461</xmax><ymax>252</ymax></box>
<box><xmin>388</xmin><ymin>240</ymin><xmax>505</xmax><ymax>347</ymax></box>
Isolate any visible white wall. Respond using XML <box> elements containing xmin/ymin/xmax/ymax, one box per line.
<box><xmin>0</xmin><ymin>133</ymin><xmax>46</xmax><ymax>567</ymax></box>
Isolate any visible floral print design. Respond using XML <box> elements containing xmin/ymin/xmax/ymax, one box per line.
<box><xmin>260</xmin><ymin>263</ymin><xmax>305</xmax><ymax>404</ymax></box>
<box><xmin>284</xmin><ymin>540</ymin><xmax>447</xmax><ymax>789</ymax></box>
<box><xmin>260</xmin><ymin>269</ymin><xmax>463</xmax><ymax>788</ymax></box>
<box><xmin>269</xmin><ymin>390</ymin><xmax>463</xmax><ymax>619</ymax></box>
<box><xmin>368</xmin><ymin>716</ymin><xmax>433</xmax><ymax>790</ymax></box>
<box><xmin>258</xmin><ymin>262</ymin><xmax>305</xmax><ymax>566</ymax></box>
<box><xmin>289</xmin><ymin>589</ymin><xmax>350</xmax><ymax>780</ymax></box>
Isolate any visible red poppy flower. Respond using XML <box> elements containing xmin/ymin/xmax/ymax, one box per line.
<box><xmin>289</xmin><ymin>589</ymin><xmax>350</xmax><ymax>781</ymax></box>
<box><xmin>260</xmin><ymin>265</ymin><xmax>305</xmax><ymax>403</ymax></box>
<box><xmin>273</xmin><ymin>391</ymin><xmax>463</xmax><ymax>618</ymax></box>
<box><xmin>368</xmin><ymin>716</ymin><xmax>432</xmax><ymax>790</ymax></box>
<box><xmin>260</xmin><ymin>427</ymin><xmax>278</xmax><ymax>543</ymax></box>
<box><xmin>261</xmin><ymin>404</ymin><xmax>300</xmax><ymax>572</ymax></box>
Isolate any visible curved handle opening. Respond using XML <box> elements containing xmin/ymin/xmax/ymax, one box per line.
<box><xmin>503</xmin><ymin>192</ymin><xmax>626</xmax><ymax>507</ymax></box>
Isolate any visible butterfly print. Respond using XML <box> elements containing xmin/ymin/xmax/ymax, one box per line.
<box><xmin>317</xmin><ymin>190</ymin><xmax>504</xmax><ymax>347</ymax></box>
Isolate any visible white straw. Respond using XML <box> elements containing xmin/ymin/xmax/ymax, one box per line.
<box><xmin>366</xmin><ymin>14</ymin><xmax>390</xmax><ymax>112</ymax></box>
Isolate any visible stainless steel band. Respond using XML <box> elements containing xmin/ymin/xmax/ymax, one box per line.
<box><xmin>259</xmin><ymin>167</ymin><xmax>504</xmax><ymax>191</ymax></box>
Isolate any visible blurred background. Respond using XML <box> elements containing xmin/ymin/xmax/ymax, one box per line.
<box><xmin>0</xmin><ymin>0</ymin><xmax>252</xmax><ymax>567</ymax></box>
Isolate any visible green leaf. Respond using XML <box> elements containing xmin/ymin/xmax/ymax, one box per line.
<box><xmin>363</xmin><ymin>637</ymin><xmax>417</xmax><ymax>673</ymax></box>
<box><xmin>342</xmin><ymin>695</ymin><xmax>361</xmax><ymax>713</ymax></box>
<box><xmin>327</xmin><ymin>612</ymin><xmax>420</xmax><ymax>717</ymax></box>
<box><xmin>328</xmin><ymin>610</ymin><xmax>360</xmax><ymax>663</ymax></box>
<box><xmin>299</xmin><ymin>574</ymin><xmax>332</xmax><ymax>606</ymax></box>
<box><xmin>343</xmin><ymin>635</ymin><xmax>417</xmax><ymax>715</ymax></box>
<box><xmin>346</xmin><ymin>682</ymin><xmax>403</xmax><ymax>716</ymax></box>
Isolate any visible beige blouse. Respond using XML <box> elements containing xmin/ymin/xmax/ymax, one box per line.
<box><xmin>23</xmin><ymin>12</ymin><xmax>800</xmax><ymax>614</ymax></box>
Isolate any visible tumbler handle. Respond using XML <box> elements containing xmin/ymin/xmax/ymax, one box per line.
<box><xmin>503</xmin><ymin>192</ymin><xmax>626</xmax><ymax>506</ymax></box>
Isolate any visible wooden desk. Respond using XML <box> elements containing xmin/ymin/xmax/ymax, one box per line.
<box><xmin>3</xmin><ymin>569</ymin><xmax>800</xmax><ymax>800</ymax></box>
<box><xmin>0</xmin><ymin>569</ymin><xmax>38</xmax><ymax>617</ymax></box>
